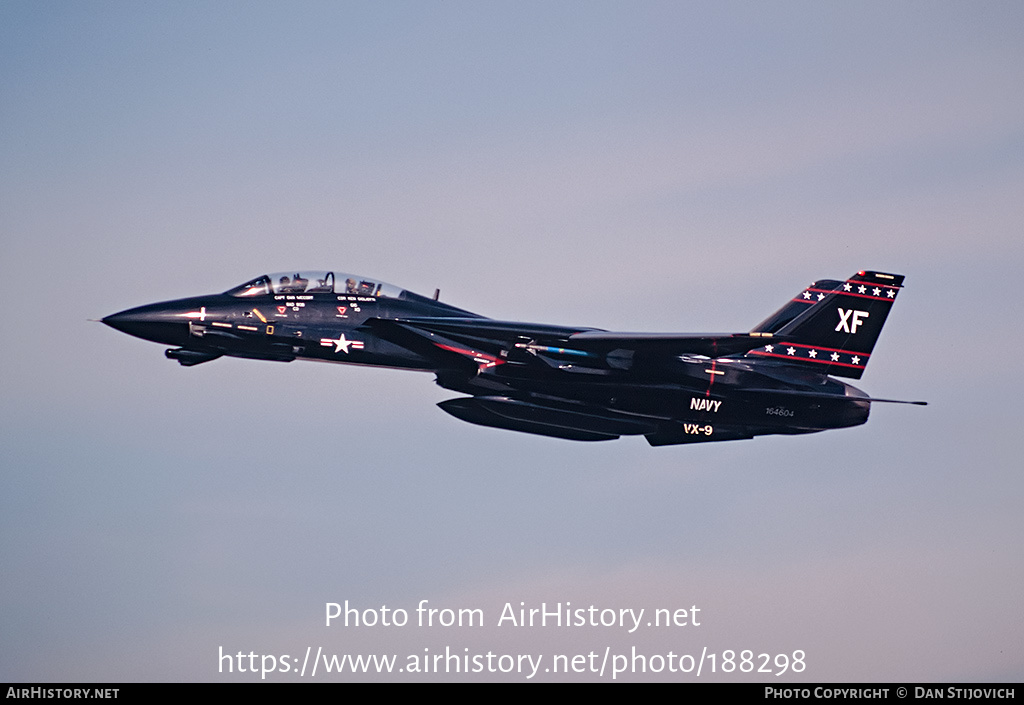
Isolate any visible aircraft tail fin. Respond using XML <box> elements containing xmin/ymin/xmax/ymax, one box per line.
<box><xmin>750</xmin><ymin>278</ymin><xmax>845</xmax><ymax>335</ymax></box>
<box><xmin>747</xmin><ymin>271</ymin><xmax>905</xmax><ymax>379</ymax></box>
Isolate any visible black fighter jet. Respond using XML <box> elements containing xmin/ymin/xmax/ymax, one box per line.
<box><xmin>103</xmin><ymin>269</ymin><xmax>923</xmax><ymax>445</ymax></box>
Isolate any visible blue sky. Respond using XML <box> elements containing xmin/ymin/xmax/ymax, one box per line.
<box><xmin>2</xmin><ymin>1</ymin><xmax>1022</xmax><ymax>681</ymax></box>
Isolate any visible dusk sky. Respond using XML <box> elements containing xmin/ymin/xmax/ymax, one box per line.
<box><xmin>2</xmin><ymin>1</ymin><xmax>1022</xmax><ymax>681</ymax></box>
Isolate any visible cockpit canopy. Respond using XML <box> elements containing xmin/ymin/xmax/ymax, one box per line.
<box><xmin>224</xmin><ymin>271</ymin><xmax>406</xmax><ymax>298</ymax></box>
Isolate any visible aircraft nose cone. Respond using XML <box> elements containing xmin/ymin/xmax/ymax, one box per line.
<box><xmin>101</xmin><ymin>309</ymin><xmax>139</xmax><ymax>334</ymax></box>
<box><xmin>102</xmin><ymin>310</ymin><xmax>151</xmax><ymax>338</ymax></box>
<box><xmin>102</xmin><ymin>302</ymin><xmax>192</xmax><ymax>346</ymax></box>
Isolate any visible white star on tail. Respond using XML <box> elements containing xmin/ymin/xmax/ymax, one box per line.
<box><xmin>320</xmin><ymin>334</ymin><xmax>364</xmax><ymax>354</ymax></box>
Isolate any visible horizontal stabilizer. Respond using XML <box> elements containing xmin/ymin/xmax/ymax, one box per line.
<box><xmin>741</xmin><ymin>388</ymin><xmax>927</xmax><ymax>405</ymax></box>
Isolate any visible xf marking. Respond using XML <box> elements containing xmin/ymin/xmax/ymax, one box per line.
<box><xmin>836</xmin><ymin>308</ymin><xmax>869</xmax><ymax>334</ymax></box>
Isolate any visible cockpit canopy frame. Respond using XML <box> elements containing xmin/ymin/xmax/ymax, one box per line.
<box><xmin>224</xmin><ymin>271</ymin><xmax>406</xmax><ymax>299</ymax></box>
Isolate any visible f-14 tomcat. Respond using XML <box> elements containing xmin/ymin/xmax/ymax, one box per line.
<box><xmin>103</xmin><ymin>269</ymin><xmax>923</xmax><ymax>445</ymax></box>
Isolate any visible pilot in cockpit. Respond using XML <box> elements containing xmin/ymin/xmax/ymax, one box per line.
<box><xmin>309</xmin><ymin>276</ymin><xmax>332</xmax><ymax>293</ymax></box>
